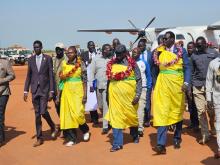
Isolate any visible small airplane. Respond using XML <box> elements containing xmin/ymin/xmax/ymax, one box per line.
<box><xmin>77</xmin><ymin>17</ymin><xmax>220</xmax><ymax>50</ymax></box>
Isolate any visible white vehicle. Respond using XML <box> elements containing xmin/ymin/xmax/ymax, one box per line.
<box><xmin>0</xmin><ymin>50</ymin><xmax>9</xmax><ymax>59</ymax></box>
<box><xmin>4</xmin><ymin>49</ymin><xmax>32</xmax><ymax>65</ymax></box>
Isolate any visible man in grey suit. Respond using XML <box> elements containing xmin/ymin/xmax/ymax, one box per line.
<box><xmin>0</xmin><ymin>57</ymin><xmax>15</xmax><ymax>147</ymax></box>
<box><xmin>24</xmin><ymin>40</ymin><xmax>58</xmax><ymax>147</ymax></box>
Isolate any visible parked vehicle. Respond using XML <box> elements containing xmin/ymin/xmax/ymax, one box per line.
<box><xmin>3</xmin><ymin>49</ymin><xmax>32</xmax><ymax>65</ymax></box>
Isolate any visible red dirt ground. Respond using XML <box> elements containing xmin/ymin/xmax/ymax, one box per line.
<box><xmin>0</xmin><ymin>66</ymin><xmax>219</xmax><ymax>165</ymax></box>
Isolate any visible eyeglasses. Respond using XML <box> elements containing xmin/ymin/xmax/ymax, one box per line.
<box><xmin>163</xmin><ymin>37</ymin><xmax>169</xmax><ymax>41</ymax></box>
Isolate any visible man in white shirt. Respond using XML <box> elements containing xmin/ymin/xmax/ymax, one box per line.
<box><xmin>81</xmin><ymin>41</ymin><xmax>99</xmax><ymax>126</ymax></box>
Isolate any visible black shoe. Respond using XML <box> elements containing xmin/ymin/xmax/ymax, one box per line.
<box><xmin>153</xmin><ymin>145</ymin><xmax>166</xmax><ymax>154</ymax></box>
<box><xmin>193</xmin><ymin>126</ymin><xmax>200</xmax><ymax>133</ymax></box>
<box><xmin>186</xmin><ymin>125</ymin><xmax>194</xmax><ymax>129</ymax></box>
<box><xmin>214</xmin><ymin>151</ymin><xmax>220</xmax><ymax>159</ymax></box>
<box><xmin>198</xmin><ymin>136</ymin><xmax>210</xmax><ymax>145</ymax></box>
<box><xmin>92</xmin><ymin>120</ymin><xmax>99</xmax><ymax>127</ymax></box>
<box><xmin>133</xmin><ymin>136</ymin><xmax>139</xmax><ymax>144</ymax></box>
<box><xmin>144</xmin><ymin>121</ymin><xmax>151</xmax><ymax>127</ymax></box>
<box><xmin>174</xmin><ymin>141</ymin><xmax>181</xmax><ymax>149</ymax></box>
<box><xmin>110</xmin><ymin>146</ymin><xmax>123</xmax><ymax>152</ymax></box>
<box><xmin>138</xmin><ymin>131</ymin><xmax>144</xmax><ymax>137</ymax></box>
<box><xmin>102</xmin><ymin>128</ymin><xmax>109</xmax><ymax>135</ymax></box>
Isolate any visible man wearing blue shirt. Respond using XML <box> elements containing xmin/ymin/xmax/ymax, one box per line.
<box><xmin>138</xmin><ymin>40</ymin><xmax>152</xmax><ymax>127</ymax></box>
<box><xmin>132</xmin><ymin>47</ymin><xmax>152</xmax><ymax>136</ymax></box>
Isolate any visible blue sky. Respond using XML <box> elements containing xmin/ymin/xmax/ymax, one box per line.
<box><xmin>0</xmin><ymin>0</ymin><xmax>220</xmax><ymax>50</ymax></box>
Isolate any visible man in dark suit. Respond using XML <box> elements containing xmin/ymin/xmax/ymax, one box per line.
<box><xmin>81</xmin><ymin>41</ymin><xmax>99</xmax><ymax>126</ymax></box>
<box><xmin>0</xmin><ymin>57</ymin><xmax>15</xmax><ymax>147</ymax></box>
<box><xmin>24</xmin><ymin>40</ymin><xmax>58</xmax><ymax>147</ymax></box>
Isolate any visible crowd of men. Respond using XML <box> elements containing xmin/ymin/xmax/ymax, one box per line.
<box><xmin>0</xmin><ymin>32</ymin><xmax>220</xmax><ymax>158</ymax></box>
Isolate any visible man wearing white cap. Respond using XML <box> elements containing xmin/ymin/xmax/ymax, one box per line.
<box><xmin>53</xmin><ymin>42</ymin><xmax>65</xmax><ymax>116</ymax></box>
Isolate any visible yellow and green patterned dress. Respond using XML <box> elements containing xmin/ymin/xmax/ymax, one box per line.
<box><xmin>59</xmin><ymin>61</ymin><xmax>86</xmax><ymax>130</ymax></box>
<box><xmin>105</xmin><ymin>64</ymin><xmax>139</xmax><ymax>129</ymax></box>
<box><xmin>153</xmin><ymin>47</ymin><xmax>185</xmax><ymax>126</ymax></box>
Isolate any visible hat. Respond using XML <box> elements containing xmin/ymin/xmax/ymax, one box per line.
<box><xmin>115</xmin><ymin>44</ymin><xmax>127</xmax><ymax>54</ymax></box>
<box><xmin>55</xmin><ymin>42</ymin><xmax>65</xmax><ymax>49</ymax></box>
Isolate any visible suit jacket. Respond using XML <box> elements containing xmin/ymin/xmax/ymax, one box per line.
<box><xmin>0</xmin><ymin>58</ymin><xmax>15</xmax><ymax>96</ymax></box>
<box><xmin>81</xmin><ymin>51</ymin><xmax>97</xmax><ymax>67</ymax></box>
<box><xmin>24</xmin><ymin>54</ymin><xmax>54</xmax><ymax>95</ymax></box>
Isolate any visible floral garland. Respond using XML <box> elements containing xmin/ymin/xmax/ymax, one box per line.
<box><xmin>153</xmin><ymin>45</ymin><xmax>183</xmax><ymax>67</ymax></box>
<box><xmin>106</xmin><ymin>55</ymin><xmax>136</xmax><ymax>81</ymax></box>
<box><xmin>59</xmin><ymin>57</ymin><xmax>81</xmax><ymax>80</ymax></box>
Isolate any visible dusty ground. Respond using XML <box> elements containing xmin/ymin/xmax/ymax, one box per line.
<box><xmin>0</xmin><ymin>66</ymin><xmax>219</xmax><ymax>165</ymax></box>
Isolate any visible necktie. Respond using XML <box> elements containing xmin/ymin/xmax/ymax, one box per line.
<box><xmin>36</xmin><ymin>55</ymin><xmax>41</xmax><ymax>71</ymax></box>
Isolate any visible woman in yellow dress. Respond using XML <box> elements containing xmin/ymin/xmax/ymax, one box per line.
<box><xmin>56</xmin><ymin>46</ymin><xmax>90</xmax><ymax>147</ymax></box>
<box><xmin>152</xmin><ymin>31</ymin><xmax>191</xmax><ymax>154</ymax></box>
<box><xmin>105</xmin><ymin>45</ymin><xmax>142</xmax><ymax>152</ymax></box>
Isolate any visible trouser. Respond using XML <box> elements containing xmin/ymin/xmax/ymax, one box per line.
<box><xmin>112</xmin><ymin>127</ymin><xmax>138</xmax><ymax>147</ymax></box>
<box><xmin>53</xmin><ymin>89</ymin><xmax>62</xmax><ymax>117</ymax></box>
<box><xmin>112</xmin><ymin>128</ymin><xmax>123</xmax><ymax>147</ymax></box>
<box><xmin>138</xmin><ymin>88</ymin><xmax>146</xmax><ymax>131</ymax></box>
<box><xmin>64</xmin><ymin>123</ymin><xmax>89</xmax><ymax>142</ymax></box>
<box><xmin>157</xmin><ymin>120</ymin><xmax>183</xmax><ymax>146</ymax></box>
<box><xmin>193</xmin><ymin>86</ymin><xmax>215</xmax><ymax>137</ymax></box>
<box><xmin>214</xmin><ymin>104</ymin><xmax>220</xmax><ymax>151</ymax></box>
<box><xmin>96</xmin><ymin>88</ymin><xmax>108</xmax><ymax>129</ymax></box>
<box><xmin>34</xmin><ymin>111</ymin><xmax>55</xmax><ymax>139</ymax></box>
<box><xmin>53</xmin><ymin>95</ymin><xmax>61</xmax><ymax>117</ymax></box>
<box><xmin>90</xmin><ymin>111</ymin><xmax>99</xmax><ymax>123</ymax></box>
<box><xmin>0</xmin><ymin>95</ymin><xmax>9</xmax><ymax>143</ymax></box>
<box><xmin>32</xmin><ymin>93</ymin><xmax>55</xmax><ymax>140</ymax></box>
<box><xmin>145</xmin><ymin>88</ymin><xmax>152</xmax><ymax>122</ymax></box>
<box><xmin>186</xmin><ymin>89</ymin><xmax>199</xmax><ymax>127</ymax></box>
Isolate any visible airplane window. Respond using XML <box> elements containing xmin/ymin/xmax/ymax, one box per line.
<box><xmin>176</xmin><ymin>34</ymin><xmax>185</xmax><ymax>40</ymax></box>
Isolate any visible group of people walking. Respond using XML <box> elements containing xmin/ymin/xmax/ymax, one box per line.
<box><xmin>0</xmin><ymin>31</ymin><xmax>220</xmax><ymax>158</ymax></box>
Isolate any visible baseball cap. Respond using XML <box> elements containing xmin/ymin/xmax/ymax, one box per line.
<box><xmin>55</xmin><ymin>42</ymin><xmax>65</xmax><ymax>49</ymax></box>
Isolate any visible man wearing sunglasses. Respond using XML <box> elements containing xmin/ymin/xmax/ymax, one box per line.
<box><xmin>152</xmin><ymin>31</ymin><xmax>191</xmax><ymax>154</ymax></box>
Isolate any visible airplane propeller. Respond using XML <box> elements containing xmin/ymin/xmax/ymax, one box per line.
<box><xmin>131</xmin><ymin>17</ymin><xmax>156</xmax><ymax>45</ymax></box>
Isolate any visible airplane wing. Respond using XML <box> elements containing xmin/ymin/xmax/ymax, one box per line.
<box><xmin>77</xmin><ymin>29</ymin><xmax>140</xmax><ymax>32</ymax></box>
<box><xmin>78</xmin><ymin>28</ymin><xmax>169</xmax><ymax>33</ymax></box>
<box><xmin>207</xmin><ymin>25</ymin><xmax>220</xmax><ymax>30</ymax></box>
<box><xmin>77</xmin><ymin>29</ymin><xmax>140</xmax><ymax>35</ymax></box>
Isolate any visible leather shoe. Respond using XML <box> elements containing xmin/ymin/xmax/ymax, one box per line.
<box><xmin>133</xmin><ymin>136</ymin><xmax>139</xmax><ymax>144</ymax></box>
<box><xmin>174</xmin><ymin>141</ymin><xmax>181</xmax><ymax>149</ymax></box>
<box><xmin>51</xmin><ymin>128</ymin><xmax>59</xmax><ymax>139</ymax></box>
<box><xmin>33</xmin><ymin>139</ymin><xmax>43</xmax><ymax>147</ymax></box>
<box><xmin>110</xmin><ymin>146</ymin><xmax>123</xmax><ymax>152</ymax></box>
<box><xmin>102</xmin><ymin>128</ymin><xmax>109</xmax><ymax>135</ymax></box>
<box><xmin>214</xmin><ymin>151</ymin><xmax>220</xmax><ymax>159</ymax></box>
<box><xmin>92</xmin><ymin>120</ymin><xmax>99</xmax><ymax>127</ymax></box>
<box><xmin>152</xmin><ymin>145</ymin><xmax>166</xmax><ymax>154</ymax></box>
<box><xmin>198</xmin><ymin>136</ymin><xmax>210</xmax><ymax>145</ymax></box>
<box><xmin>144</xmin><ymin>121</ymin><xmax>151</xmax><ymax>127</ymax></box>
<box><xmin>138</xmin><ymin>131</ymin><xmax>144</xmax><ymax>137</ymax></box>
